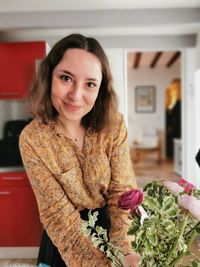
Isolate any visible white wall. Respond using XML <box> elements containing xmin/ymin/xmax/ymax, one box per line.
<box><xmin>127</xmin><ymin>61</ymin><xmax>180</xmax><ymax>157</ymax></box>
<box><xmin>105</xmin><ymin>48</ymin><xmax>127</xmax><ymax>122</ymax></box>
<box><xmin>182</xmin><ymin>48</ymin><xmax>199</xmax><ymax>187</ymax></box>
<box><xmin>196</xmin><ymin>31</ymin><xmax>200</xmax><ymax>68</ymax></box>
<box><xmin>195</xmin><ymin>69</ymin><xmax>200</xmax><ymax>187</ymax></box>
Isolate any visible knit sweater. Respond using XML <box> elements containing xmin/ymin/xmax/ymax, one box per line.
<box><xmin>19</xmin><ymin>113</ymin><xmax>136</xmax><ymax>267</ymax></box>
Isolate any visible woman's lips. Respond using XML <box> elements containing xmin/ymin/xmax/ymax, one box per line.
<box><xmin>64</xmin><ymin>102</ymin><xmax>81</xmax><ymax>111</ymax></box>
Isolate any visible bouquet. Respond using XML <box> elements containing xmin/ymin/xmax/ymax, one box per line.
<box><xmin>82</xmin><ymin>179</ymin><xmax>200</xmax><ymax>267</ymax></box>
<box><xmin>118</xmin><ymin>179</ymin><xmax>200</xmax><ymax>267</ymax></box>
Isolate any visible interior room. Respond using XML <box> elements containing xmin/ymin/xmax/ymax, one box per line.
<box><xmin>0</xmin><ymin>0</ymin><xmax>200</xmax><ymax>266</ymax></box>
<box><xmin>127</xmin><ymin>50</ymin><xmax>182</xmax><ymax>188</ymax></box>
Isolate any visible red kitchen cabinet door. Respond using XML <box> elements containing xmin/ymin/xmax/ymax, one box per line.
<box><xmin>0</xmin><ymin>171</ymin><xmax>30</xmax><ymax>187</ymax></box>
<box><xmin>0</xmin><ymin>186</ymin><xmax>42</xmax><ymax>246</ymax></box>
<box><xmin>0</xmin><ymin>41</ymin><xmax>46</xmax><ymax>99</ymax></box>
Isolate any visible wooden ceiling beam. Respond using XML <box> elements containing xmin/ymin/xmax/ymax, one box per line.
<box><xmin>150</xmin><ymin>51</ymin><xmax>163</xmax><ymax>68</ymax></box>
<box><xmin>166</xmin><ymin>51</ymin><xmax>181</xmax><ymax>68</ymax></box>
<box><xmin>133</xmin><ymin>52</ymin><xmax>142</xmax><ymax>69</ymax></box>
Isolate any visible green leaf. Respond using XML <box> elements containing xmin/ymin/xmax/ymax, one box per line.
<box><xmin>82</xmin><ymin>221</ymin><xmax>91</xmax><ymax>236</ymax></box>
<box><xmin>195</xmin><ymin>226</ymin><xmax>200</xmax><ymax>234</ymax></box>
<box><xmin>99</xmin><ymin>244</ymin><xmax>106</xmax><ymax>252</ymax></box>
<box><xmin>144</xmin><ymin>195</ymin><xmax>160</xmax><ymax>213</ymax></box>
<box><xmin>191</xmin><ymin>261</ymin><xmax>200</xmax><ymax>267</ymax></box>
<box><xmin>163</xmin><ymin>204</ymin><xmax>179</xmax><ymax>217</ymax></box>
<box><xmin>161</xmin><ymin>195</ymin><xmax>179</xmax><ymax>218</ymax></box>
<box><xmin>162</xmin><ymin>195</ymin><xmax>175</xmax><ymax>210</ymax></box>
<box><xmin>131</xmin><ymin>240</ymin><xmax>137</xmax><ymax>250</ymax></box>
<box><xmin>96</xmin><ymin>225</ymin><xmax>106</xmax><ymax>235</ymax></box>
<box><xmin>96</xmin><ymin>226</ymin><xmax>109</xmax><ymax>242</ymax></box>
<box><xmin>88</xmin><ymin>210</ymin><xmax>98</xmax><ymax>228</ymax></box>
<box><xmin>106</xmin><ymin>250</ymin><xmax>113</xmax><ymax>258</ymax></box>
<box><xmin>93</xmin><ymin>238</ymin><xmax>104</xmax><ymax>248</ymax></box>
<box><xmin>147</xmin><ymin>232</ymin><xmax>158</xmax><ymax>246</ymax></box>
<box><xmin>127</xmin><ymin>224</ymin><xmax>140</xmax><ymax>235</ymax></box>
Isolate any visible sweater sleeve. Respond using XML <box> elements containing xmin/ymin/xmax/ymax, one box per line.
<box><xmin>107</xmin><ymin>114</ymin><xmax>137</xmax><ymax>254</ymax></box>
<box><xmin>19</xmin><ymin>132</ymin><xmax>111</xmax><ymax>267</ymax></box>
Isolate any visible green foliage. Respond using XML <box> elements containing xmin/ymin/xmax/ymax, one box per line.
<box><xmin>82</xmin><ymin>210</ymin><xmax>124</xmax><ymax>267</ymax></box>
<box><xmin>82</xmin><ymin>181</ymin><xmax>200</xmax><ymax>267</ymax></box>
<box><xmin>130</xmin><ymin>181</ymin><xmax>200</xmax><ymax>267</ymax></box>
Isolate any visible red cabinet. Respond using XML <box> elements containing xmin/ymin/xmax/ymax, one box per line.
<box><xmin>0</xmin><ymin>171</ymin><xmax>42</xmax><ymax>246</ymax></box>
<box><xmin>0</xmin><ymin>41</ymin><xmax>46</xmax><ymax>99</ymax></box>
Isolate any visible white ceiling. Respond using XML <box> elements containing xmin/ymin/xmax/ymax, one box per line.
<box><xmin>0</xmin><ymin>0</ymin><xmax>200</xmax><ymax>12</ymax></box>
<box><xmin>0</xmin><ymin>0</ymin><xmax>199</xmax><ymax>48</ymax></box>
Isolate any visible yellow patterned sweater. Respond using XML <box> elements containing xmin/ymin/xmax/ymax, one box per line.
<box><xmin>19</xmin><ymin>113</ymin><xmax>136</xmax><ymax>267</ymax></box>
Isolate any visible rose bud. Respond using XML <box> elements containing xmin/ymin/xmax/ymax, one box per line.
<box><xmin>118</xmin><ymin>189</ymin><xmax>143</xmax><ymax>215</ymax></box>
<box><xmin>178</xmin><ymin>178</ymin><xmax>196</xmax><ymax>194</ymax></box>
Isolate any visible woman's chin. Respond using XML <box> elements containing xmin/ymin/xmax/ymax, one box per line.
<box><xmin>61</xmin><ymin>112</ymin><xmax>83</xmax><ymax>122</ymax></box>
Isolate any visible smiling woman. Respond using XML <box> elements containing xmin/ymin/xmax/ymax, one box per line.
<box><xmin>19</xmin><ymin>34</ymin><xmax>138</xmax><ymax>267</ymax></box>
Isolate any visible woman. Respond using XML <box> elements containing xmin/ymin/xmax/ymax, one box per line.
<box><xmin>19</xmin><ymin>34</ymin><xmax>139</xmax><ymax>267</ymax></box>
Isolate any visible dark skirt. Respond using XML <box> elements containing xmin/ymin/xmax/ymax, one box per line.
<box><xmin>37</xmin><ymin>206</ymin><xmax>111</xmax><ymax>267</ymax></box>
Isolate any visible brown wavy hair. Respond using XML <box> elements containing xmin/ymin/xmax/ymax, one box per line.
<box><xmin>29</xmin><ymin>33</ymin><xmax>118</xmax><ymax>132</ymax></box>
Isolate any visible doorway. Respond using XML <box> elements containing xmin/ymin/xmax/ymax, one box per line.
<box><xmin>126</xmin><ymin>50</ymin><xmax>182</xmax><ymax>187</ymax></box>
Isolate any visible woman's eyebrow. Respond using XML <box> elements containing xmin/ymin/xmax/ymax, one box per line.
<box><xmin>58</xmin><ymin>69</ymin><xmax>74</xmax><ymax>77</ymax></box>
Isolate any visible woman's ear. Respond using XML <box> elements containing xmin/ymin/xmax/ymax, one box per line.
<box><xmin>195</xmin><ymin>149</ymin><xmax>200</xmax><ymax>167</ymax></box>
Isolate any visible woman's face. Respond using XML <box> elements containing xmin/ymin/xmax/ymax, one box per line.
<box><xmin>51</xmin><ymin>48</ymin><xmax>102</xmax><ymax>124</ymax></box>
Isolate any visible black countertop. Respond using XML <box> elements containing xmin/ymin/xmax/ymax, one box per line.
<box><xmin>0</xmin><ymin>166</ymin><xmax>25</xmax><ymax>173</ymax></box>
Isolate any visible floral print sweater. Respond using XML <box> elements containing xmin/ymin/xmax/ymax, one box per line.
<box><xmin>19</xmin><ymin>113</ymin><xmax>136</xmax><ymax>267</ymax></box>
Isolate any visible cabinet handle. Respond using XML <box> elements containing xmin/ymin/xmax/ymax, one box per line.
<box><xmin>0</xmin><ymin>92</ymin><xmax>20</xmax><ymax>96</ymax></box>
<box><xmin>2</xmin><ymin>177</ymin><xmax>24</xmax><ymax>181</ymax></box>
<box><xmin>0</xmin><ymin>191</ymin><xmax>11</xmax><ymax>195</ymax></box>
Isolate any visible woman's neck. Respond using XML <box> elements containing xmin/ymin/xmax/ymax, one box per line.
<box><xmin>56</xmin><ymin>117</ymin><xmax>83</xmax><ymax>136</ymax></box>
<box><xmin>55</xmin><ymin>116</ymin><xmax>85</xmax><ymax>149</ymax></box>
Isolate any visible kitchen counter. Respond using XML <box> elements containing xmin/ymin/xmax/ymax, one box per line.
<box><xmin>0</xmin><ymin>166</ymin><xmax>25</xmax><ymax>173</ymax></box>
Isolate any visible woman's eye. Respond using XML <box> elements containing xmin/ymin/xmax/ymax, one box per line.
<box><xmin>87</xmin><ymin>82</ymin><xmax>96</xmax><ymax>88</ymax></box>
<box><xmin>60</xmin><ymin>75</ymin><xmax>71</xmax><ymax>82</ymax></box>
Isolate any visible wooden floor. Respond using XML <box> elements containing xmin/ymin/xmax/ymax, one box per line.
<box><xmin>0</xmin><ymin>156</ymin><xmax>199</xmax><ymax>266</ymax></box>
<box><xmin>0</xmin><ymin>258</ymin><xmax>36</xmax><ymax>265</ymax></box>
<box><xmin>133</xmin><ymin>156</ymin><xmax>180</xmax><ymax>188</ymax></box>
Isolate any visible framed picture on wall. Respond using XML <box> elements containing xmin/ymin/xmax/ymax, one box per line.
<box><xmin>135</xmin><ymin>85</ymin><xmax>156</xmax><ymax>113</ymax></box>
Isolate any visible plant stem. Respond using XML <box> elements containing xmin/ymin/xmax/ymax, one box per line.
<box><xmin>168</xmin><ymin>229</ymin><xmax>197</xmax><ymax>267</ymax></box>
<box><xmin>184</xmin><ymin>221</ymin><xmax>200</xmax><ymax>238</ymax></box>
<box><xmin>166</xmin><ymin>214</ymin><xmax>188</xmax><ymax>264</ymax></box>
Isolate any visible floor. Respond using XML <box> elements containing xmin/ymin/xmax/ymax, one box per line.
<box><xmin>0</xmin><ymin>156</ymin><xmax>199</xmax><ymax>266</ymax></box>
<box><xmin>133</xmin><ymin>156</ymin><xmax>180</xmax><ymax>189</ymax></box>
<box><xmin>0</xmin><ymin>258</ymin><xmax>36</xmax><ymax>265</ymax></box>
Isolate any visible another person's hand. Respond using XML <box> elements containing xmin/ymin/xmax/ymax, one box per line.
<box><xmin>123</xmin><ymin>253</ymin><xmax>141</xmax><ymax>267</ymax></box>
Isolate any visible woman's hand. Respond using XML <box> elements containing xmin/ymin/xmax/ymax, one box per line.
<box><xmin>123</xmin><ymin>253</ymin><xmax>141</xmax><ymax>267</ymax></box>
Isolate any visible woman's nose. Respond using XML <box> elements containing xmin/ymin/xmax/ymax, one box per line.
<box><xmin>68</xmin><ymin>82</ymin><xmax>82</xmax><ymax>100</ymax></box>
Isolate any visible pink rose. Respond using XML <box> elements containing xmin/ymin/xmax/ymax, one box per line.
<box><xmin>163</xmin><ymin>181</ymin><xmax>184</xmax><ymax>195</ymax></box>
<box><xmin>118</xmin><ymin>189</ymin><xmax>143</xmax><ymax>215</ymax></box>
<box><xmin>188</xmin><ymin>200</ymin><xmax>200</xmax><ymax>221</ymax></box>
<box><xmin>178</xmin><ymin>194</ymin><xmax>196</xmax><ymax>210</ymax></box>
<box><xmin>178</xmin><ymin>178</ymin><xmax>196</xmax><ymax>194</ymax></box>
<box><xmin>178</xmin><ymin>195</ymin><xmax>200</xmax><ymax>221</ymax></box>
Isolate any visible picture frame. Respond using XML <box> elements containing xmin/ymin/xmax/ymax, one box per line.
<box><xmin>135</xmin><ymin>85</ymin><xmax>156</xmax><ymax>113</ymax></box>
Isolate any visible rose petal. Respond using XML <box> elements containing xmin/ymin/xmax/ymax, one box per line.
<box><xmin>118</xmin><ymin>189</ymin><xmax>143</xmax><ymax>211</ymax></box>
<box><xmin>178</xmin><ymin>195</ymin><xmax>196</xmax><ymax>210</ymax></box>
<box><xmin>188</xmin><ymin>199</ymin><xmax>200</xmax><ymax>221</ymax></box>
<box><xmin>163</xmin><ymin>181</ymin><xmax>184</xmax><ymax>195</ymax></box>
<box><xmin>178</xmin><ymin>195</ymin><xmax>200</xmax><ymax>221</ymax></box>
<box><xmin>178</xmin><ymin>178</ymin><xmax>196</xmax><ymax>193</ymax></box>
